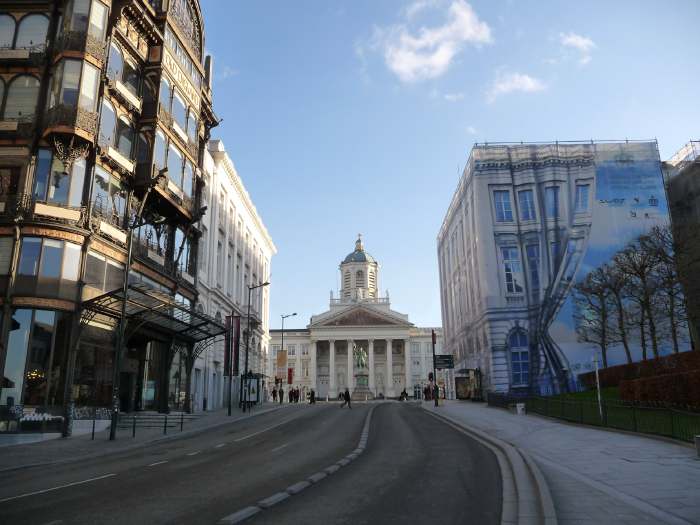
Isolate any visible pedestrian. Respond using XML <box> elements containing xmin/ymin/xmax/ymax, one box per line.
<box><xmin>309</xmin><ymin>389</ymin><xmax>315</xmax><ymax>404</ymax></box>
<box><xmin>340</xmin><ymin>388</ymin><xmax>351</xmax><ymax>409</ymax></box>
<box><xmin>272</xmin><ymin>387</ymin><xmax>277</xmax><ymax>402</ymax></box>
<box><xmin>279</xmin><ymin>387</ymin><xmax>284</xmax><ymax>404</ymax></box>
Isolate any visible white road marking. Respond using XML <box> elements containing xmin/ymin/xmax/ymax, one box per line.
<box><xmin>147</xmin><ymin>460</ymin><xmax>168</xmax><ymax>467</ymax></box>
<box><xmin>186</xmin><ymin>450</ymin><xmax>201</xmax><ymax>456</ymax></box>
<box><xmin>0</xmin><ymin>473</ymin><xmax>116</xmax><ymax>503</ymax></box>
<box><xmin>270</xmin><ymin>443</ymin><xmax>288</xmax><ymax>453</ymax></box>
<box><xmin>215</xmin><ymin>443</ymin><xmax>226</xmax><ymax>448</ymax></box>
<box><xmin>233</xmin><ymin>418</ymin><xmax>296</xmax><ymax>442</ymax></box>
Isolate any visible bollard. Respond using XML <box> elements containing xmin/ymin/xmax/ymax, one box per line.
<box><xmin>132</xmin><ymin>415</ymin><xmax>136</xmax><ymax>438</ymax></box>
<box><xmin>163</xmin><ymin>414</ymin><xmax>168</xmax><ymax>435</ymax></box>
<box><xmin>180</xmin><ymin>411</ymin><xmax>184</xmax><ymax>432</ymax></box>
<box><xmin>695</xmin><ymin>435</ymin><xmax>700</xmax><ymax>458</ymax></box>
<box><xmin>91</xmin><ymin>407</ymin><xmax>96</xmax><ymax>441</ymax></box>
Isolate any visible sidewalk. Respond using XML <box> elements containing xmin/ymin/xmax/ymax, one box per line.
<box><xmin>0</xmin><ymin>403</ymin><xmax>287</xmax><ymax>473</ymax></box>
<box><xmin>423</xmin><ymin>400</ymin><xmax>700</xmax><ymax>525</ymax></box>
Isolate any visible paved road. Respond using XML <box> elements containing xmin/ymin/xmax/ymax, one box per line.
<box><xmin>0</xmin><ymin>403</ymin><xmax>500</xmax><ymax>525</ymax></box>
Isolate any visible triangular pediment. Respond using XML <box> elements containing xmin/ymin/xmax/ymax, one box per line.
<box><xmin>312</xmin><ymin>305</ymin><xmax>411</xmax><ymax>328</ymax></box>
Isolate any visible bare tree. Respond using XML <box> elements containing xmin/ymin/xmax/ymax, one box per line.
<box><xmin>573</xmin><ymin>267</ymin><xmax>617</xmax><ymax>367</ymax></box>
<box><xmin>600</xmin><ymin>263</ymin><xmax>633</xmax><ymax>364</ymax></box>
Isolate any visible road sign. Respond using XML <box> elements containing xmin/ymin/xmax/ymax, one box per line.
<box><xmin>435</xmin><ymin>354</ymin><xmax>454</xmax><ymax>370</ymax></box>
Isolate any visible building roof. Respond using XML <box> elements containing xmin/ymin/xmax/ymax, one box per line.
<box><xmin>342</xmin><ymin>234</ymin><xmax>376</xmax><ymax>264</ymax></box>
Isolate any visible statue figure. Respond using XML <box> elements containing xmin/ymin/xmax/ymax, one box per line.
<box><xmin>353</xmin><ymin>343</ymin><xmax>368</xmax><ymax>369</ymax></box>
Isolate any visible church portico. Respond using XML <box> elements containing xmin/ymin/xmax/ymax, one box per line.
<box><xmin>270</xmin><ymin>236</ymin><xmax>444</xmax><ymax>399</ymax></box>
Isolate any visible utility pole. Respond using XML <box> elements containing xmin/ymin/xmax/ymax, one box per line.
<box><xmin>432</xmin><ymin>329</ymin><xmax>438</xmax><ymax>407</ymax></box>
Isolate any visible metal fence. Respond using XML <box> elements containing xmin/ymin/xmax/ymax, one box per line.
<box><xmin>486</xmin><ymin>393</ymin><xmax>700</xmax><ymax>443</ymax></box>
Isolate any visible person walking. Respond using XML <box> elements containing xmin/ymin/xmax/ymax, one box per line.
<box><xmin>272</xmin><ymin>387</ymin><xmax>277</xmax><ymax>403</ymax></box>
<box><xmin>340</xmin><ymin>388</ymin><xmax>351</xmax><ymax>409</ymax></box>
<box><xmin>309</xmin><ymin>389</ymin><xmax>315</xmax><ymax>404</ymax></box>
<box><xmin>279</xmin><ymin>387</ymin><xmax>284</xmax><ymax>404</ymax></box>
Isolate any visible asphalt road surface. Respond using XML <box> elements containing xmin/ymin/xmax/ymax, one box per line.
<box><xmin>0</xmin><ymin>402</ymin><xmax>501</xmax><ymax>525</ymax></box>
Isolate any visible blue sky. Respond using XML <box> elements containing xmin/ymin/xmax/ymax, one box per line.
<box><xmin>199</xmin><ymin>0</ymin><xmax>700</xmax><ymax>330</ymax></box>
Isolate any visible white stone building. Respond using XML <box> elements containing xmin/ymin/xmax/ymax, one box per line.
<box><xmin>193</xmin><ymin>139</ymin><xmax>275</xmax><ymax>411</ymax></box>
<box><xmin>270</xmin><ymin>236</ymin><xmax>446</xmax><ymax>400</ymax></box>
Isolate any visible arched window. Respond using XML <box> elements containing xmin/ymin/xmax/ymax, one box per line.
<box><xmin>4</xmin><ymin>75</ymin><xmax>40</xmax><ymax>119</ymax></box>
<box><xmin>122</xmin><ymin>59</ymin><xmax>140</xmax><ymax>96</ymax></box>
<box><xmin>15</xmin><ymin>14</ymin><xmax>48</xmax><ymax>50</ymax></box>
<box><xmin>153</xmin><ymin>129</ymin><xmax>166</xmax><ymax>170</ymax></box>
<box><xmin>0</xmin><ymin>15</ymin><xmax>15</xmax><ymax>48</ymax></box>
<box><xmin>107</xmin><ymin>43</ymin><xmax>123</xmax><ymax>81</ymax></box>
<box><xmin>171</xmin><ymin>91</ymin><xmax>186</xmax><ymax>131</ymax></box>
<box><xmin>98</xmin><ymin>100</ymin><xmax>116</xmax><ymax>147</ymax></box>
<box><xmin>115</xmin><ymin>116</ymin><xmax>134</xmax><ymax>158</ymax></box>
<box><xmin>509</xmin><ymin>331</ymin><xmax>529</xmax><ymax>386</ymax></box>
<box><xmin>187</xmin><ymin>109</ymin><xmax>197</xmax><ymax>143</ymax></box>
<box><xmin>159</xmin><ymin>77</ymin><xmax>170</xmax><ymax>109</ymax></box>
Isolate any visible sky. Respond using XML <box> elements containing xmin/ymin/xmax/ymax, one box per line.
<box><xmin>198</xmin><ymin>0</ymin><xmax>700</xmax><ymax>330</ymax></box>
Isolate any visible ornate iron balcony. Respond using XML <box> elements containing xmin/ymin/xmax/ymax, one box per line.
<box><xmin>44</xmin><ymin>104</ymin><xmax>98</xmax><ymax>139</ymax></box>
<box><xmin>55</xmin><ymin>30</ymin><xmax>107</xmax><ymax>63</ymax></box>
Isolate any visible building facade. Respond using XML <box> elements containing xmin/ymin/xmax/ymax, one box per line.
<box><xmin>193</xmin><ymin>139</ymin><xmax>275</xmax><ymax>411</ymax></box>
<box><xmin>0</xmin><ymin>0</ymin><xmax>225</xmax><ymax>432</ymax></box>
<box><xmin>438</xmin><ymin>141</ymin><xmax>674</xmax><ymax>395</ymax></box>
<box><xmin>270</xmin><ymin>236</ymin><xmax>445</xmax><ymax>400</ymax></box>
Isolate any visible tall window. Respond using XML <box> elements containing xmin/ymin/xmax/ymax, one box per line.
<box><xmin>288</xmin><ymin>344</ymin><xmax>296</xmax><ymax>356</ymax></box>
<box><xmin>575</xmin><ymin>183</ymin><xmax>590</xmax><ymax>212</ymax></box>
<box><xmin>356</xmin><ymin>270</ymin><xmax>364</xmax><ymax>288</ymax></box>
<box><xmin>518</xmin><ymin>189</ymin><xmax>536</xmax><ymax>221</ymax></box>
<box><xmin>153</xmin><ymin>129</ymin><xmax>166</xmax><ymax>170</ymax></box>
<box><xmin>0</xmin><ymin>15</ymin><xmax>14</xmax><ymax>48</ymax></box>
<box><xmin>15</xmin><ymin>14</ymin><xmax>49</xmax><ymax>50</ymax></box>
<box><xmin>4</xmin><ymin>75</ymin><xmax>40</xmax><ymax>119</ymax></box>
<box><xmin>493</xmin><ymin>190</ymin><xmax>513</xmax><ymax>222</ymax></box>
<box><xmin>115</xmin><ymin>116</ymin><xmax>134</xmax><ymax>158</ymax></box>
<box><xmin>501</xmin><ymin>247</ymin><xmax>523</xmax><ymax>294</ymax></box>
<box><xmin>545</xmin><ymin>186</ymin><xmax>559</xmax><ymax>218</ymax></box>
<box><xmin>92</xmin><ymin>166</ymin><xmax>125</xmax><ymax>220</ymax></box>
<box><xmin>107</xmin><ymin>43</ymin><xmax>124</xmax><ymax>81</ymax></box>
<box><xmin>525</xmin><ymin>244</ymin><xmax>540</xmax><ymax>298</ymax></box>
<box><xmin>172</xmin><ymin>91</ymin><xmax>187</xmax><ymax>131</ymax></box>
<box><xmin>98</xmin><ymin>100</ymin><xmax>116</xmax><ymax>147</ymax></box>
<box><xmin>33</xmin><ymin>148</ymin><xmax>85</xmax><ymax>207</ymax></box>
<box><xmin>15</xmin><ymin>237</ymin><xmax>81</xmax><ymax>299</ymax></box>
<box><xmin>63</xmin><ymin>0</ymin><xmax>108</xmax><ymax>38</ymax></box>
<box><xmin>183</xmin><ymin>160</ymin><xmax>194</xmax><ymax>199</ymax></box>
<box><xmin>159</xmin><ymin>77</ymin><xmax>171</xmax><ymax>109</ymax></box>
<box><xmin>509</xmin><ymin>331</ymin><xmax>529</xmax><ymax>386</ymax></box>
<box><xmin>187</xmin><ymin>109</ymin><xmax>197</xmax><ymax>143</ymax></box>
<box><xmin>167</xmin><ymin>143</ymin><xmax>183</xmax><ymax>188</ymax></box>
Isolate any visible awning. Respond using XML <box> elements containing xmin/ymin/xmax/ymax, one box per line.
<box><xmin>82</xmin><ymin>282</ymin><xmax>226</xmax><ymax>344</ymax></box>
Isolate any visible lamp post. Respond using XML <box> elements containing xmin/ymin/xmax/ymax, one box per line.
<box><xmin>280</xmin><ymin>312</ymin><xmax>297</xmax><ymax>390</ymax></box>
<box><xmin>109</xmin><ymin>168</ymin><xmax>167</xmax><ymax>441</ymax></box>
<box><xmin>242</xmin><ymin>281</ymin><xmax>269</xmax><ymax>412</ymax></box>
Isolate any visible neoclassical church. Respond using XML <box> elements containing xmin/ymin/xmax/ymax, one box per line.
<box><xmin>269</xmin><ymin>236</ymin><xmax>444</xmax><ymax>399</ymax></box>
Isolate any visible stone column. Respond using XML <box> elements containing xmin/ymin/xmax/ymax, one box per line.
<box><xmin>310</xmin><ymin>340</ymin><xmax>317</xmax><ymax>391</ymax></box>
<box><xmin>404</xmin><ymin>339</ymin><xmax>411</xmax><ymax>395</ymax></box>
<box><xmin>368</xmin><ymin>339</ymin><xmax>375</xmax><ymax>395</ymax></box>
<box><xmin>296</xmin><ymin>345</ymin><xmax>302</xmax><ymax>389</ymax></box>
<box><xmin>329</xmin><ymin>340</ymin><xmax>336</xmax><ymax>398</ymax></box>
<box><xmin>347</xmin><ymin>339</ymin><xmax>354</xmax><ymax>393</ymax></box>
<box><xmin>386</xmin><ymin>338</ymin><xmax>394</xmax><ymax>397</ymax></box>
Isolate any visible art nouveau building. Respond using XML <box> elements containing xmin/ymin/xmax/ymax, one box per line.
<box><xmin>438</xmin><ymin>141</ymin><xmax>670</xmax><ymax>395</ymax></box>
<box><xmin>0</xmin><ymin>0</ymin><xmax>225</xmax><ymax>433</ymax></box>
<box><xmin>270</xmin><ymin>237</ymin><xmax>444</xmax><ymax>400</ymax></box>
<box><xmin>193</xmin><ymin>139</ymin><xmax>275</xmax><ymax>411</ymax></box>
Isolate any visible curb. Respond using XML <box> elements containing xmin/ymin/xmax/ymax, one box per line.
<box><xmin>218</xmin><ymin>403</ymin><xmax>380</xmax><ymax>524</ymax></box>
<box><xmin>422</xmin><ymin>406</ymin><xmax>557</xmax><ymax>525</ymax></box>
<box><xmin>0</xmin><ymin>404</ymin><xmax>287</xmax><ymax>474</ymax></box>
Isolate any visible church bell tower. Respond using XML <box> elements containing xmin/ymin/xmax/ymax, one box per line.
<box><xmin>339</xmin><ymin>234</ymin><xmax>379</xmax><ymax>302</ymax></box>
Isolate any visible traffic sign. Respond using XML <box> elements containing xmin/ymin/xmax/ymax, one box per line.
<box><xmin>434</xmin><ymin>354</ymin><xmax>454</xmax><ymax>370</ymax></box>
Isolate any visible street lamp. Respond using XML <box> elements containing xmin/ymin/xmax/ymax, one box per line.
<box><xmin>280</xmin><ymin>312</ymin><xmax>297</xmax><ymax>389</ymax></box>
<box><xmin>109</xmin><ymin>167</ymin><xmax>167</xmax><ymax>441</ymax></box>
<box><xmin>241</xmin><ymin>281</ymin><xmax>269</xmax><ymax>412</ymax></box>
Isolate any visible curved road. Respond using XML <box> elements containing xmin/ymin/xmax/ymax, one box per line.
<box><xmin>0</xmin><ymin>403</ymin><xmax>501</xmax><ymax>525</ymax></box>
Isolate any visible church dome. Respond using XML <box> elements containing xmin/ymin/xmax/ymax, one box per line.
<box><xmin>342</xmin><ymin>235</ymin><xmax>376</xmax><ymax>264</ymax></box>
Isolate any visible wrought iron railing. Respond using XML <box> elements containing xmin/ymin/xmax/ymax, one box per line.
<box><xmin>55</xmin><ymin>30</ymin><xmax>107</xmax><ymax>63</ymax></box>
<box><xmin>45</xmin><ymin>104</ymin><xmax>98</xmax><ymax>138</ymax></box>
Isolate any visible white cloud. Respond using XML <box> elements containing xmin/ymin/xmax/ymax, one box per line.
<box><xmin>486</xmin><ymin>72</ymin><xmax>546</xmax><ymax>102</ymax></box>
<box><xmin>443</xmin><ymin>92</ymin><xmax>464</xmax><ymax>102</ymax></box>
<box><xmin>220</xmin><ymin>65</ymin><xmax>239</xmax><ymax>79</ymax></box>
<box><xmin>466</xmin><ymin>125</ymin><xmax>477</xmax><ymax>135</ymax></box>
<box><xmin>369</xmin><ymin>0</ymin><xmax>492</xmax><ymax>83</ymax></box>
<box><xmin>559</xmin><ymin>32</ymin><xmax>596</xmax><ymax>65</ymax></box>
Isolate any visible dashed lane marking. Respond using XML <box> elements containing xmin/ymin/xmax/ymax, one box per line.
<box><xmin>215</xmin><ymin>443</ymin><xmax>226</xmax><ymax>448</ymax></box>
<box><xmin>233</xmin><ymin>417</ymin><xmax>298</xmax><ymax>442</ymax></box>
<box><xmin>0</xmin><ymin>473</ymin><xmax>116</xmax><ymax>503</ymax></box>
<box><xmin>270</xmin><ymin>443</ymin><xmax>288</xmax><ymax>453</ymax></box>
<box><xmin>186</xmin><ymin>451</ymin><xmax>201</xmax><ymax>456</ymax></box>
<box><xmin>147</xmin><ymin>461</ymin><xmax>169</xmax><ymax>467</ymax></box>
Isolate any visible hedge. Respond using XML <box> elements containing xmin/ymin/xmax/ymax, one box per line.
<box><xmin>620</xmin><ymin>369</ymin><xmax>700</xmax><ymax>409</ymax></box>
<box><xmin>579</xmin><ymin>350</ymin><xmax>700</xmax><ymax>389</ymax></box>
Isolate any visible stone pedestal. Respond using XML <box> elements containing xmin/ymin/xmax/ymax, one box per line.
<box><xmin>352</xmin><ymin>371</ymin><xmax>373</xmax><ymax>401</ymax></box>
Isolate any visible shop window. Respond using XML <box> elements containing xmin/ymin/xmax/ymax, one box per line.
<box><xmin>183</xmin><ymin>160</ymin><xmax>193</xmax><ymax>199</ymax></box>
<box><xmin>33</xmin><ymin>148</ymin><xmax>85</xmax><ymax>207</ymax></box>
<box><xmin>98</xmin><ymin>99</ymin><xmax>116</xmax><ymax>147</ymax></box>
<box><xmin>92</xmin><ymin>166</ymin><xmax>125</xmax><ymax>221</ymax></box>
<box><xmin>167</xmin><ymin>143</ymin><xmax>183</xmax><ymax>188</ymax></box>
<box><xmin>187</xmin><ymin>109</ymin><xmax>197</xmax><ymax>143</ymax></box>
<box><xmin>15</xmin><ymin>14</ymin><xmax>48</xmax><ymax>50</ymax></box>
<box><xmin>115</xmin><ymin>116</ymin><xmax>134</xmax><ymax>158</ymax></box>
<box><xmin>3</xmin><ymin>75</ymin><xmax>40</xmax><ymax>120</ymax></box>
<box><xmin>172</xmin><ymin>91</ymin><xmax>187</xmax><ymax>131</ymax></box>
<box><xmin>0</xmin><ymin>15</ymin><xmax>15</xmax><ymax>48</ymax></box>
<box><xmin>0</xmin><ymin>309</ymin><xmax>70</xmax><ymax>408</ymax></box>
<box><xmin>16</xmin><ymin>237</ymin><xmax>81</xmax><ymax>299</ymax></box>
